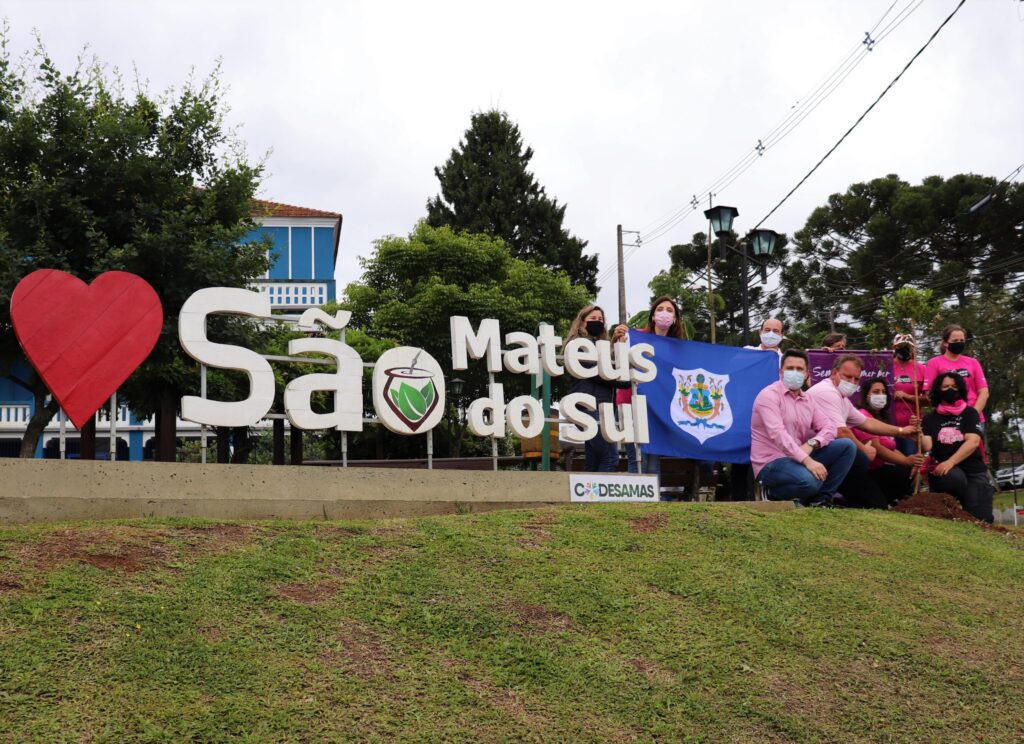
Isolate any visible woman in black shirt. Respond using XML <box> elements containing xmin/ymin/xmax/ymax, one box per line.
<box><xmin>921</xmin><ymin>372</ymin><xmax>993</xmax><ymax>522</ymax></box>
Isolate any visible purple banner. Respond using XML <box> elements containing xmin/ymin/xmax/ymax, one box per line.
<box><xmin>805</xmin><ymin>349</ymin><xmax>893</xmax><ymax>407</ymax></box>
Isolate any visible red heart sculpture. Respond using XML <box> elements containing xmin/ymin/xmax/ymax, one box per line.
<box><xmin>11</xmin><ymin>270</ymin><xmax>163</xmax><ymax>430</ymax></box>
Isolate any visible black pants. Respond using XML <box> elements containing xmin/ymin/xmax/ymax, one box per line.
<box><xmin>837</xmin><ymin>449</ymin><xmax>888</xmax><ymax>509</ymax></box>
<box><xmin>929</xmin><ymin>467</ymin><xmax>994</xmax><ymax>523</ymax></box>
<box><xmin>731</xmin><ymin>463</ymin><xmax>753</xmax><ymax>501</ymax></box>
<box><xmin>870</xmin><ymin>464</ymin><xmax>914</xmax><ymax>505</ymax></box>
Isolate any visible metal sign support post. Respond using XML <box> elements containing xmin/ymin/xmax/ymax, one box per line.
<box><xmin>200</xmin><ymin>364</ymin><xmax>208</xmax><ymax>464</ymax></box>
<box><xmin>59</xmin><ymin>408</ymin><xmax>66</xmax><ymax>460</ymax></box>
<box><xmin>541</xmin><ymin>371</ymin><xmax>551</xmax><ymax>471</ymax></box>
<box><xmin>489</xmin><ymin>371</ymin><xmax>498</xmax><ymax>471</ymax></box>
<box><xmin>109</xmin><ymin>393</ymin><xmax>117</xmax><ymax>461</ymax></box>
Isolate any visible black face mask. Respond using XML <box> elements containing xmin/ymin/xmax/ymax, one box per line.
<box><xmin>894</xmin><ymin>348</ymin><xmax>912</xmax><ymax>361</ymax></box>
<box><xmin>585</xmin><ymin>320</ymin><xmax>605</xmax><ymax>338</ymax></box>
<box><xmin>947</xmin><ymin>341</ymin><xmax>966</xmax><ymax>354</ymax></box>
<box><xmin>940</xmin><ymin>388</ymin><xmax>962</xmax><ymax>404</ymax></box>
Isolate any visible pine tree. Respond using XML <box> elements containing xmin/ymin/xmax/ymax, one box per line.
<box><xmin>426</xmin><ymin>110</ymin><xmax>599</xmax><ymax>293</ymax></box>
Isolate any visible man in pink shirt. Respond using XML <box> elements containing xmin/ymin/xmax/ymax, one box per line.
<box><xmin>805</xmin><ymin>353</ymin><xmax>918</xmax><ymax>508</ymax></box>
<box><xmin>751</xmin><ymin>349</ymin><xmax>855</xmax><ymax>505</ymax></box>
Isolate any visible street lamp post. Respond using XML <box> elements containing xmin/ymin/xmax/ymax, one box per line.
<box><xmin>703</xmin><ymin>205</ymin><xmax>778</xmax><ymax>345</ymax></box>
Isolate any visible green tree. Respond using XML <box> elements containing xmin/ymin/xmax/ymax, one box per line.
<box><xmin>343</xmin><ymin>222</ymin><xmax>591</xmax><ymax>457</ymax></box>
<box><xmin>780</xmin><ymin>173</ymin><xmax>1024</xmax><ymax>342</ymax></box>
<box><xmin>0</xmin><ymin>39</ymin><xmax>268</xmax><ymax>457</ymax></box>
<box><xmin>426</xmin><ymin>110</ymin><xmax>599</xmax><ymax>293</ymax></box>
<box><xmin>862</xmin><ymin>287</ymin><xmax>944</xmax><ymax>350</ymax></box>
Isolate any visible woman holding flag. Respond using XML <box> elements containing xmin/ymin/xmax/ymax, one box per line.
<box><xmin>616</xmin><ymin>295</ymin><xmax>688</xmax><ymax>476</ymax></box>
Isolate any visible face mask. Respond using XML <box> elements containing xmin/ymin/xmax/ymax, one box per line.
<box><xmin>760</xmin><ymin>331</ymin><xmax>782</xmax><ymax>348</ymax></box>
<box><xmin>868</xmin><ymin>394</ymin><xmax>887</xmax><ymax>410</ymax></box>
<box><xmin>585</xmin><ymin>319</ymin><xmax>605</xmax><ymax>338</ymax></box>
<box><xmin>837</xmin><ymin>379</ymin><xmax>859</xmax><ymax>398</ymax></box>
<box><xmin>940</xmin><ymin>388</ymin><xmax>961</xmax><ymax>404</ymax></box>
<box><xmin>894</xmin><ymin>348</ymin><xmax>911</xmax><ymax>362</ymax></box>
<box><xmin>653</xmin><ymin>310</ymin><xmax>675</xmax><ymax>330</ymax></box>
<box><xmin>947</xmin><ymin>341</ymin><xmax>966</xmax><ymax>355</ymax></box>
<box><xmin>782</xmin><ymin>370</ymin><xmax>805</xmax><ymax>390</ymax></box>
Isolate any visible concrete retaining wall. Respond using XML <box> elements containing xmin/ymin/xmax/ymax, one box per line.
<box><xmin>0</xmin><ymin>459</ymin><xmax>569</xmax><ymax>523</ymax></box>
<box><xmin>0</xmin><ymin>460</ymin><xmax>793</xmax><ymax>524</ymax></box>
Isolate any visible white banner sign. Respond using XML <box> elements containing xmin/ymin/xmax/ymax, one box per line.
<box><xmin>569</xmin><ymin>473</ymin><xmax>660</xmax><ymax>503</ymax></box>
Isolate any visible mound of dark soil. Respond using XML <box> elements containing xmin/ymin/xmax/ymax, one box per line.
<box><xmin>892</xmin><ymin>491</ymin><xmax>982</xmax><ymax>524</ymax></box>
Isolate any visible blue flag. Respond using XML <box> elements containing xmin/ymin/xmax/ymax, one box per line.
<box><xmin>636</xmin><ymin>336</ymin><xmax>778</xmax><ymax>464</ymax></box>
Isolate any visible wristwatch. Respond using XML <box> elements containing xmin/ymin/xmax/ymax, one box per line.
<box><xmin>806</xmin><ymin>438</ymin><xmax>820</xmax><ymax>449</ymax></box>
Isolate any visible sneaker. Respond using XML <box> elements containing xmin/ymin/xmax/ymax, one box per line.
<box><xmin>807</xmin><ymin>494</ymin><xmax>834</xmax><ymax>508</ymax></box>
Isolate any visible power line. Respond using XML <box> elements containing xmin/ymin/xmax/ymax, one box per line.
<box><xmin>636</xmin><ymin>0</ymin><xmax>926</xmax><ymax>248</ymax></box>
<box><xmin>753</xmin><ymin>0</ymin><xmax>970</xmax><ymax>230</ymax></box>
<box><xmin>602</xmin><ymin>0</ymin><xmax>926</xmax><ymax>287</ymax></box>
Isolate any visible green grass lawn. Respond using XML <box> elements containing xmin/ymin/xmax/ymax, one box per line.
<box><xmin>1</xmin><ymin>505</ymin><xmax>1022</xmax><ymax>743</ymax></box>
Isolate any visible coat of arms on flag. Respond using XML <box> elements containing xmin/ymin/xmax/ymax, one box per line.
<box><xmin>671</xmin><ymin>368</ymin><xmax>732</xmax><ymax>443</ymax></box>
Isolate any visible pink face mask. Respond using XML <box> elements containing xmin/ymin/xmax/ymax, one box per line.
<box><xmin>653</xmin><ymin>310</ymin><xmax>675</xmax><ymax>329</ymax></box>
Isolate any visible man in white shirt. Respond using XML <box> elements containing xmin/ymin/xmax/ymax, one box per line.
<box><xmin>744</xmin><ymin>317</ymin><xmax>784</xmax><ymax>360</ymax></box>
<box><xmin>733</xmin><ymin>317</ymin><xmax>785</xmax><ymax>500</ymax></box>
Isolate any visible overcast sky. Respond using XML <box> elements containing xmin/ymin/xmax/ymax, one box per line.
<box><xmin>6</xmin><ymin>1</ymin><xmax>1024</xmax><ymax>321</ymax></box>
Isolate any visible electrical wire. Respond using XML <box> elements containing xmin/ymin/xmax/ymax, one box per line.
<box><xmin>752</xmin><ymin>0</ymin><xmax>970</xmax><ymax>230</ymax></box>
<box><xmin>599</xmin><ymin>1</ymin><xmax>925</xmax><ymax>286</ymax></box>
<box><xmin>633</xmin><ymin>1</ymin><xmax>925</xmax><ymax>248</ymax></box>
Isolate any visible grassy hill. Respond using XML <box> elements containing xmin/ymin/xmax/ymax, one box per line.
<box><xmin>1</xmin><ymin>505</ymin><xmax>1022</xmax><ymax>742</ymax></box>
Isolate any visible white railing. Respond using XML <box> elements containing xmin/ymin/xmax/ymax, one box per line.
<box><xmin>256</xmin><ymin>281</ymin><xmax>329</xmax><ymax>309</ymax></box>
<box><xmin>0</xmin><ymin>404</ymin><xmax>31</xmax><ymax>429</ymax></box>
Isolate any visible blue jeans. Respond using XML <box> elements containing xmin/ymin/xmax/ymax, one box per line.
<box><xmin>894</xmin><ymin>436</ymin><xmax>918</xmax><ymax>457</ymax></box>
<box><xmin>583</xmin><ymin>411</ymin><xmax>619</xmax><ymax>472</ymax></box>
<box><xmin>625</xmin><ymin>444</ymin><xmax>661</xmax><ymax>475</ymax></box>
<box><xmin>757</xmin><ymin>438</ymin><xmax>856</xmax><ymax>504</ymax></box>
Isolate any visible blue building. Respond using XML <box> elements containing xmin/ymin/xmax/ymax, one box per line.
<box><xmin>249</xmin><ymin>199</ymin><xmax>343</xmax><ymax>309</ymax></box>
<box><xmin>0</xmin><ymin>199</ymin><xmax>343</xmax><ymax>459</ymax></box>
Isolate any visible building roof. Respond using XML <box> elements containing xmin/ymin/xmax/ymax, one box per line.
<box><xmin>250</xmin><ymin>199</ymin><xmax>342</xmax><ymax>219</ymax></box>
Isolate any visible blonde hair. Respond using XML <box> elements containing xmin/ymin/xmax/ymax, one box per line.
<box><xmin>568</xmin><ymin>304</ymin><xmax>608</xmax><ymax>341</ymax></box>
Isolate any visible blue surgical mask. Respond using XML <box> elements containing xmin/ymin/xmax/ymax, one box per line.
<box><xmin>760</xmin><ymin>331</ymin><xmax>782</xmax><ymax>348</ymax></box>
<box><xmin>782</xmin><ymin>370</ymin><xmax>805</xmax><ymax>390</ymax></box>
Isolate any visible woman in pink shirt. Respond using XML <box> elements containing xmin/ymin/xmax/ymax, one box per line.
<box><xmin>923</xmin><ymin>324</ymin><xmax>989</xmax><ymax>428</ymax></box>
<box><xmin>853</xmin><ymin>376</ymin><xmax>925</xmax><ymax>504</ymax></box>
<box><xmin>617</xmin><ymin>295</ymin><xmax>687</xmax><ymax>477</ymax></box>
<box><xmin>890</xmin><ymin>333</ymin><xmax>928</xmax><ymax>456</ymax></box>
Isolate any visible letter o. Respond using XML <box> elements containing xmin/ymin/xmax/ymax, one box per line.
<box><xmin>506</xmin><ymin>395</ymin><xmax>544</xmax><ymax>438</ymax></box>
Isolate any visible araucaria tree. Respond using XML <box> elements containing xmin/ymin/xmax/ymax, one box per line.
<box><xmin>426</xmin><ymin>110</ymin><xmax>599</xmax><ymax>293</ymax></box>
<box><xmin>0</xmin><ymin>38</ymin><xmax>268</xmax><ymax>458</ymax></box>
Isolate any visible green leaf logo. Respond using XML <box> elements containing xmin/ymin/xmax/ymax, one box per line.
<box><xmin>397</xmin><ymin>382</ymin><xmax>428</xmax><ymax>422</ymax></box>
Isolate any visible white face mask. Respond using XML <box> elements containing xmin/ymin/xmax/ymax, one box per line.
<box><xmin>837</xmin><ymin>379</ymin><xmax>859</xmax><ymax>398</ymax></box>
<box><xmin>782</xmin><ymin>369</ymin><xmax>805</xmax><ymax>390</ymax></box>
<box><xmin>868</xmin><ymin>394</ymin><xmax>887</xmax><ymax>410</ymax></box>
<box><xmin>760</xmin><ymin>331</ymin><xmax>782</xmax><ymax>348</ymax></box>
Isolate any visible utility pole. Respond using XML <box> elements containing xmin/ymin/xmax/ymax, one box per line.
<box><xmin>615</xmin><ymin>226</ymin><xmax>641</xmax><ymax>325</ymax></box>
<box><xmin>616</xmin><ymin>224</ymin><xmax>626</xmax><ymax>324</ymax></box>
